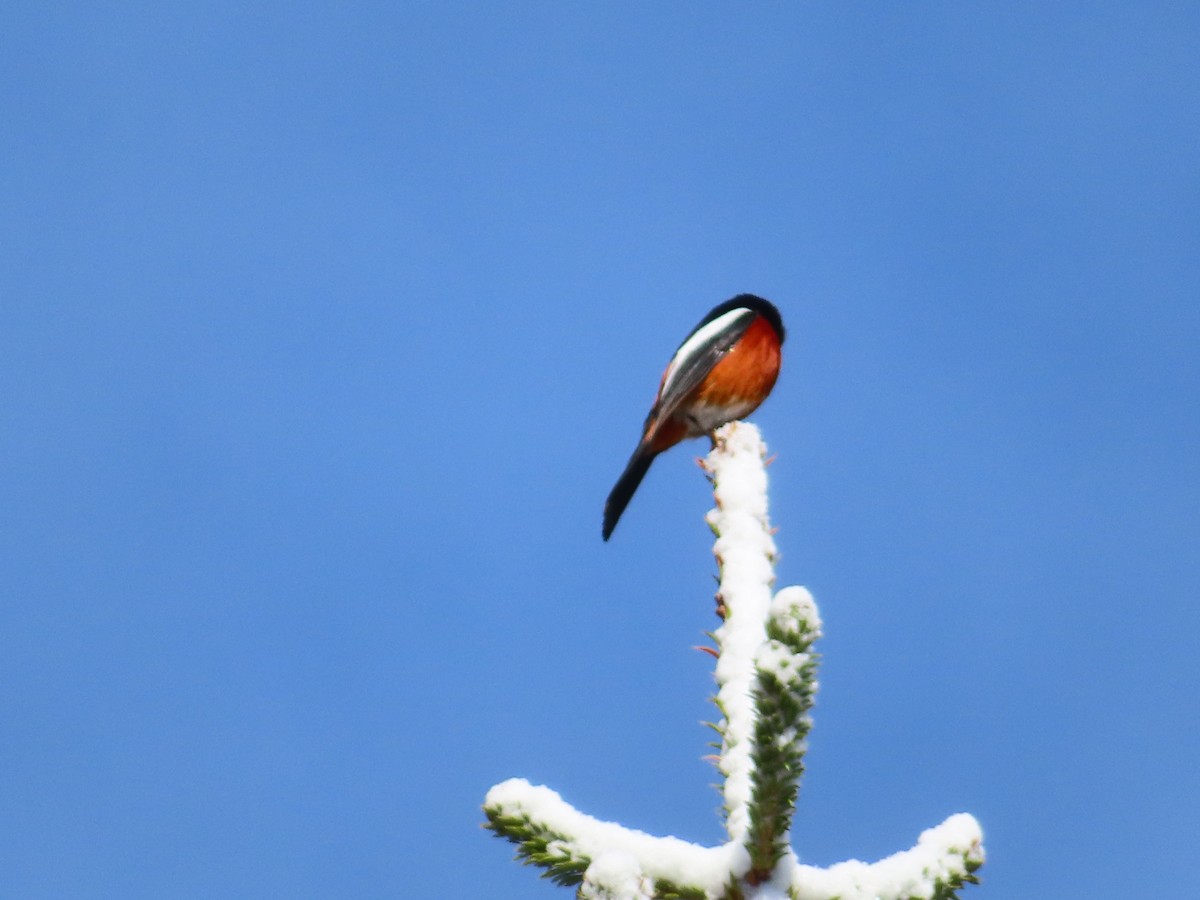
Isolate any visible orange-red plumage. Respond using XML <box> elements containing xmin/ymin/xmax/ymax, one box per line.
<box><xmin>603</xmin><ymin>295</ymin><xmax>784</xmax><ymax>540</ymax></box>
<box><xmin>688</xmin><ymin>316</ymin><xmax>781</xmax><ymax>414</ymax></box>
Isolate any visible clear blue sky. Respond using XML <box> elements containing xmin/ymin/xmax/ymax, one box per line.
<box><xmin>2</xmin><ymin>4</ymin><xmax>1197</xmax><ymax>897</ymax></box>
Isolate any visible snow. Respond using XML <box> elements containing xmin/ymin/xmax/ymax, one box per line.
<box><xmin>770</xmin><ymin>585</ymin><xmax>821</xmax><ymax>636</ymax></box>
<box><xmin>791</xmin><ymin>813</ymin><xmax>984</xmax><ymax>900</ymax></box>
<box><xmin>756</xmin><ymin>639</ymin><xmax>809</xmax><ymax>685</ymax></box>
<box><xmin>485</xmin><ymin>778</ymin><xmax>738</xmax><ymax>895</ymax></box>
<box><xmin>578</xmin><ymin>850</ymin><xmax>652</xmax><ymax>900</ymax></box>
<box><xmin>484</xmin><ymin>421</ymin><xmax>985</xmax><ymax>899</ymax></box>
<box><xmin>706</xmin><ymin>422</ymin><xmax>780</xmax><ymax>848</ymax></box>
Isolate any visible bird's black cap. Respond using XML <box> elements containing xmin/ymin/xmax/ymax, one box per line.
<box><xmin>693</xmin><ymin>294</ymin><xmax>784</xmax><ymax>344</ymax></box>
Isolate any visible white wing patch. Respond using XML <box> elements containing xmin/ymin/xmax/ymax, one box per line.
<box><xmin>659</xmin><ymin>307</ymin><xmax>753</xmax><ymax>399</ymax></box>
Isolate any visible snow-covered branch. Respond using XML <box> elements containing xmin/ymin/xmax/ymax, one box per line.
<box><xmin>484</xmin><ymin>422</ymin><xmax>984</xmax><ymax>899</ymax></box>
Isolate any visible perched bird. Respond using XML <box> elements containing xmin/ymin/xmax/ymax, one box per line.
<box><xmin>602</xmin><ymin>294</ymin><xmax>785</xmax><ymax>540</ymax></box>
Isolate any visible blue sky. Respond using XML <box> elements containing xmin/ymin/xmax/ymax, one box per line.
<box><xmin>2</xmin><ymin>3</ymin><xmax>1197</xmax><ymax>897</ymax></box>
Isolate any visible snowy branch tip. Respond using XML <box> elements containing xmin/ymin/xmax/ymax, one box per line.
<box><xmin>483</xmin><ymin>421</ymin><xmax>984</xmax><ymax>899</ymax></box>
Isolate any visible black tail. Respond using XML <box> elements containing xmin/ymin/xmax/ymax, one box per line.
<box><xmin>602</xmin><ymin>446</ymin><xmax>657</xmax><ymax>540</ymax></box>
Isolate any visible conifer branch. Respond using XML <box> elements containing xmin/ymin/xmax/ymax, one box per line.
<box><xmin>483</xmin><ymin>422</ymin><xmax>985</xmax><ymax>899</ymax></box>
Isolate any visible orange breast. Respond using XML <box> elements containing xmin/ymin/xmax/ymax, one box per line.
<box><xmin>644</xmin><ymin>315</ymin><xmax>782</xmax><ymax>449</ymax></box>
<box><xmin>694</xmin><ymin>315</ymin><xmax>781</xmax><ymax>411</ymax></box>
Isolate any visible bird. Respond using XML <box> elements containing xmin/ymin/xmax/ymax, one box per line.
<box><xmin>602</xmin><ymin>294</ymin><xmax>785</xmax><ymax>540</ymax></box>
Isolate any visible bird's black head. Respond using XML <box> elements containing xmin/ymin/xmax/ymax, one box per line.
<box><xmin>698</xmin><ymin>294</ymin><xmax>785</xmax><ymax>343</ymax></box>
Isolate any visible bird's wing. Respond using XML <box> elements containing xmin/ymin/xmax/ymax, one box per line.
<box><xmin>649</xmin><ymin>306</ymin><xmax>756</xmax><ymax>429</ymax></box>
